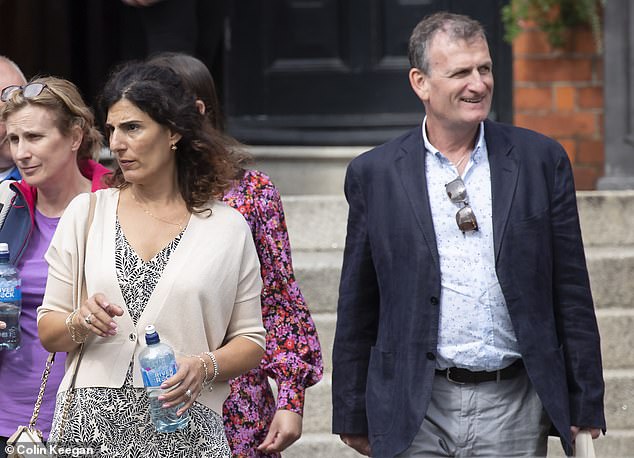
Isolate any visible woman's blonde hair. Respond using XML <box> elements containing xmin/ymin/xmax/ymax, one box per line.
<box><xmin>0</xmin><ymin>76</ymin><xmax>103</xmax><ymax>161</ymax></box>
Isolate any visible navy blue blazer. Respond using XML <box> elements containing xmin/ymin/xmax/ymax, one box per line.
<box><xmin>331</xmin><ymin>120</ymin><xmax>606</xmax><ymax>457</ymax></box>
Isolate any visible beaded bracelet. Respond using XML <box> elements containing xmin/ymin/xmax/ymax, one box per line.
<box><xmin>65</xmin><ymin>310</ymin><xmax>88</xmax><ymax>344</ymax></box>
<box><xmin>203</xmin><ymin>351</ymin><xmax>219</xmax><ymax>391</ymax></box>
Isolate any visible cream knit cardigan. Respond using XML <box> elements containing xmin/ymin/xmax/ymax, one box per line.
<box><xmin>38</xmin><ymin>188</ymin><xmax>265</xmax><ymax>415</ymax></box>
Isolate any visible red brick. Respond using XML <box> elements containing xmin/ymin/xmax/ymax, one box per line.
<box><xmin>577</xmin><ymin>139</ymin><xmax>604</xmax><ymax>165</ymax></box>
<box><xmin>573</xmin><ymin>166</ymin><xmax>601</xmax><ymax>190</ymax></box>
<box><xmin>513</xmin><ymin>29</ymin><xmax>552</xmax><ymax>55</ymax></box>
<box><xmin>558</xmin><ymin>139</ymin><xmax>577</xmax><ymax>163</ymax></box>
<box><xmin>514</xmin><ymin>112</ymin><xmax>597</xmax><ymax>137</ymax></box>
<box><xmin>577</xmin><ymin>86</ymin><xmax>603</xmax><ymax>109</ymax></box>
<box><xmin>569</xmin><ymin>27</ymin><xmax>599</xmax><ymax>54</ymax></box>
<box><xmin>555</xmin><ymin>86</ymin><xmax>575</xmax><ymax>111</ymax></box>
<box><xmin>514</xmin><ymin>87</ymin><xmax>552</xmax><ymax>111</ymax></box>
<box><xmin>514</xmin><ymin>58</ymin><xmax>593</xmax><ymax>83</ymax></box>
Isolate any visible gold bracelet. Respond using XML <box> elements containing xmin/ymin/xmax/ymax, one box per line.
<box><xmin>65</xmin><ymin>310</ymin><xmax>88</xmax><ymax>344</ymax></box>
<box><xmin>191</xmin><ymin>354</ymin><xmax>209</xmax><ymax>385</ymax></box>
<box><xmin>203</xmin><ymin>351</ymin><xmax>219</xmax><ymax>391</ymax></box>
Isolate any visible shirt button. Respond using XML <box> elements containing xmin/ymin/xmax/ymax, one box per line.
<box><xmin>129</xmin><ymin>333</ymin><xmax>136</xmax><ymax>341</ymax></box>
<box><xmin>426</xmin><ymin>352</ymin><xmax>435</xmax><ymax>360</ymax></box>
<box><xmin>430</xmin><ymin>296</ymin><xmax>439</xmax><ymax>305</ymax></box>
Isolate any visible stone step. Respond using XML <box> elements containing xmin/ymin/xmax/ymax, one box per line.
<box><xmin>577</xmin><ymin>191</ymin><xmax>634</xmax><ymax>247</ymax></box>
<box><xmin>294</xmin><ymin>247</ymin><xmax>634</xmax><ymax>315</ymax></box>
<box><xmin>301</xmin><ymin>371</ymin><xmax>634</xmax><ymax>435</ymax></box>
<box><xmin>284</xmin><ymin>431</ymin><xmax>634</xmax><ymax>458</ymax></box>
<box><xmin>312</xmin><ymin>308</ymin><xmax>634</xmax><ymax>373</ymax></box>
<box><xmin>283</xmin><ymin>191</ymin><xmax>634</xmax><ymax>251</ymax></box>
<box><xmin>250</xmin><ymin>146</ymin><xmax>366</xmax><ymax>196</ymax></box>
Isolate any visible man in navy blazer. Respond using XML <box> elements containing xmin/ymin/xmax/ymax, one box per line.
<box><xmin>332</xmin><ymin>11</ymin><xmax>605</xmax><ymax>457</ymax></box>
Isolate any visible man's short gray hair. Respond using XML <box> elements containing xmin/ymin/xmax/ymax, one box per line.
<box><xmin>408</xmin><ymin>12</ymin><xmax>486</xmax><ymax>74</ymax></box>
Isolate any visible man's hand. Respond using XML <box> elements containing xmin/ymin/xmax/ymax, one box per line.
<box><xmin>340</xmin><ymin>434</ymin><xmax>372</xmax><ymax>456</ymax></box>
<box><xmin>257</xmin><ymin>410</ymin><xmax>303</xmax><ymax>453</ymax></box>
<box><xmin>571</xmin><ymin>426</ymin><xmax>601</xmax><ymax>440</ymax></box>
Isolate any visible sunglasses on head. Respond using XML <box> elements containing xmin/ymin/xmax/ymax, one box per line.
<box><xmin>1</xmin><ymin>83</ymin><xmax>48</xmax><ymax>102</ymax></box>
<box><xmin>445</xmin><ymin>176</ymin><xmax>479</xmax><ymax>233</ymax></box>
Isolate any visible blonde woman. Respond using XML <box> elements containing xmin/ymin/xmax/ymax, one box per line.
<box><xmin>0</xmin><ymin>77</ymin><xmax>109</xmax><ymax>452</ymax></box>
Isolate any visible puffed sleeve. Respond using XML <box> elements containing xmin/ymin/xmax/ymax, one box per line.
<box><xmin>228</xmin><ymin>171</ymin><xmax>323</xmax><ymax>413</ymax></box>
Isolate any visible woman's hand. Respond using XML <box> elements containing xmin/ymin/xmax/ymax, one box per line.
<box><xmin>79</xmin><ymin>293</ymin><xmax>124</xmax><ymax>338</ymax></box>
<box><xmin>257</xmin><ymin>409</ymin><xmax>303</xmax><ymax>453</ymax></box>
<box><xmin>158</xmin><ymin>355</ymin><xmax>206</xmax><ymax>416</ymax></box>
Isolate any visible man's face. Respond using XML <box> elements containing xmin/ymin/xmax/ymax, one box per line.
<box><xmin>413</xmin><ymin>32</ymin><xmax>493</xmax><ymax>132</ymax></box>
<box><xmin>0</xmin><ymin>61</ymin><xmax>27</xmax><ymax>170</ymax></box>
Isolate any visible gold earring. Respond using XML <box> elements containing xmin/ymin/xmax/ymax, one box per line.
<box><xmin>170</xmin><ymin>144</ymin><xmax>177</xmax><ymax>152</ymax></box>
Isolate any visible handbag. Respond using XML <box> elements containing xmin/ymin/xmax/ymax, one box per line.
<box><xmin>6</xmin><ymin>354</ymin><xmax>55</xmax><ymax>458</ymax></box>
<box><xmin>6</xmin><ymin>193</ymin><xmax>96</xmax><ymax>457</ymax></box>
<box><xmin>574</xmin><ymin>430</ymin><xmax>597</xmax><ymax>458</ymax></box>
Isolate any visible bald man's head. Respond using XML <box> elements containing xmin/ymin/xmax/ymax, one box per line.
<box><xmin>0</xmin><ymin>56</ymin><xmax>27</xmax><ymax>172</ymax></box>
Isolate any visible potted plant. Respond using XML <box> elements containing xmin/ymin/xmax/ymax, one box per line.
<box><xmin>501</xmin><ymin>0</ymin><xmax>604</xmax><ymax>51</ymax></box>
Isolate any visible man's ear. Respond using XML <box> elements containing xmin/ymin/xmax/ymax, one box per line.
<box><xmin>409</xmin><ymin>67</ymin><xmax>430</xmax><ymax>103</ymax></box>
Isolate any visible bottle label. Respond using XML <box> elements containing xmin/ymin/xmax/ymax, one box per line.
<box><xmin>0</xmin><ymin>286</ymin><xmax>21</xmax><ymax>302</ymax></box>
<box><xmin>141</xmin><ymin>360</ymin><xmax>178</xmax><ymax>387</ymax></box>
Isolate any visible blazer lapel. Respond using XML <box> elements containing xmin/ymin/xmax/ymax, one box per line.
<box><xmin>395</xmin><ymin>128</ymin><xmax>439</xmax><ymax>267</ymax></box>
<box><xmin>485</xmin><ymin>120</ymin><xmax>519</xmax><ymax>263</ymax></box>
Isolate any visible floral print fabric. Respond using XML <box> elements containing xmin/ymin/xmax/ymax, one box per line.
<box><xmin>222</xmin><ymin>170</ymin><xmax>323</xmax><ymax>457</ymax></box>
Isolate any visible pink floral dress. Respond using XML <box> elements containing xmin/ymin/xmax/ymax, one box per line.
<box><xmin>222</xmin><ymin>170</ymin><xmax>324</xmax><ymax>457</ymax></box>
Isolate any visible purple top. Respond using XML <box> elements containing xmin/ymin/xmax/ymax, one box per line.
<box><xmin>0</xmin><ymin>210</ymin><xmax>65</xmax><ymax>439</ymax></box>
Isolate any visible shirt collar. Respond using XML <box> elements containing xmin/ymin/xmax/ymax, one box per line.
<box><xmin>421</xmin><ymin>117</ymin><xmax>486</xmax><ymax>165</ymax></box>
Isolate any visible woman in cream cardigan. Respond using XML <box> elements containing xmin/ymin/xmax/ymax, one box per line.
<box><xmin>37</xmin><ymin>62</ymin><xmax>266</xmax><ymax>457</ymax></box>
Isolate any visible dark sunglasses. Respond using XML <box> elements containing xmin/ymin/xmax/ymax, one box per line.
<box><xmin>445</xmin><ymin>176</ymin><xmax>479</xmax><ymax>233</ymax></box>
<box><xmin>0</xmin><ymin>83</ymin><xmax>47</xmax><ymax>102</ymax></box>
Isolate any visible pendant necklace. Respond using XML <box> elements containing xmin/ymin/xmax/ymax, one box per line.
<box><xmin>131</xmin><ymin>191</ymin><xmax>189</xmax><ymax>232</ymax></box>
<box><xmin>453</xmin><ymin>152</ymin><xmax>470</xmax><ymax>171</ymax></box>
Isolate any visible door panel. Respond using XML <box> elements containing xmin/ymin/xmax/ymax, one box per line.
<box><xmin>225</xmin><ymin>0</ymin><xmax>511</xmax><ymax>145</ymax></box>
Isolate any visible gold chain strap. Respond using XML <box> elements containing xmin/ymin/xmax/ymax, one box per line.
<box><xmin>58</xmin><ymin>193</ymin><xmax>94</xmax><ymax>441</ymax></box>
<box><xmin>27</xmin><ymin>353</ymin><xmax>56</xmax><ymax>429</ymax></box>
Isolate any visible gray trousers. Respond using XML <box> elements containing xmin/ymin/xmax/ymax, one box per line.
<box><xmin>396</xmin><ymin>370</ymin><xmax>551</xmax><ymax>457</ymax></box>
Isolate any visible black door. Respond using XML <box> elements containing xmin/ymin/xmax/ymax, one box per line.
<box><xmin>225</xmin><ymin>0</ymin><xmax>511</xmax><ymax>145</ymax></box>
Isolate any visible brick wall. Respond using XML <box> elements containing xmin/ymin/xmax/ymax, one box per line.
<box><xmin>513</xmin><ymin>26</ymin><xmax>604</xmax><ymax>190</ymax></box>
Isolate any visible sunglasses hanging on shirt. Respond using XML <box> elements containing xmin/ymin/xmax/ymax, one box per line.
<box><xmin>445</xmin><ymin>176</ymin><xmax>479</xmax><ymax>233</ymax></box>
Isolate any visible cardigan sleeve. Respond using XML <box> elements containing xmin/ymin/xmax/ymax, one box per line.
<box><xmin>226</xmin><ymin>170</ymin><xmax>324</xmax><ymax>413</ymax></box>
<box><xmin>38</xmin><ymin>193</ymin><xmax>89</xmax><ymax>321</ymax></box>
<box><xmin>224</xmin><ymin>212</ymin><xmax>267</xmax><ymax>350</ymax></box>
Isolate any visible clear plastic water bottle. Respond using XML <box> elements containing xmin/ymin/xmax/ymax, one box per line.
<box><xmin>138</xmin><ymin>324</ymin><xmax>189</xmax><ymax>432</ymax></box>
<box><xmin>0</xmin><ymin>243</ymin><xmax>21</xmax><ymax>351</ymax></box>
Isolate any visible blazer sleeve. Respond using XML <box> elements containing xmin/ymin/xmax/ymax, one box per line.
<box><xmin>332</xmin><ymin>160</ymin><xmax>380</xmax><ymax>435</ymax></box>
<box><xmin>550</xmin><ymin>150</ymin><xmax>606</xmax><ymax>429</ymax></box>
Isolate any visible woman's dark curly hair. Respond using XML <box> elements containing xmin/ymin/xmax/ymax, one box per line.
<box><xmin>99</xmin><ymin>61</ymin><xmax>242</xmax><ymax>214</ymax></box>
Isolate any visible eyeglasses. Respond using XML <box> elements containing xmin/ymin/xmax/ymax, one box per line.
<box><xmin>445</xmin><ymin>176</ymin><xmax>479</xmax><ymax>233</ymax></box>
<box><xmin>1</xmin><ymin>83</ymin><xmax>48</xmax><ymax>102</ymax></box>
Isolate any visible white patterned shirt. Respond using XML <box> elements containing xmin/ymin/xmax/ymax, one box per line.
<box><xmin>423</xmin><ymin>119</ymin><xmax>521</xmax><ymax>371</ymax></box>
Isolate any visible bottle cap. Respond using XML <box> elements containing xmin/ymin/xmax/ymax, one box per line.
<box><xmin>144</xmin><ymin>324</ymin><xmax>160</xmax><ymax>345</ymax></box>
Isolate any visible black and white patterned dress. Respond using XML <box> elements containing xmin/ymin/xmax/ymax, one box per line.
<box><xmin>49</xmin><ymin>220</ymin><xmax>231</xmax><ymax>457</ymax></box>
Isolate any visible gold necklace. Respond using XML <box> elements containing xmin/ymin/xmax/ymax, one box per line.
<box><xmin>131</xmin><ymin>190</ymin><xmax>189</xmax><ymax>232</ymax></box>
<box><xmin>453</xmin><ymin>153</ymin><xmax>470</xmax><ymax>170</ymax></box>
